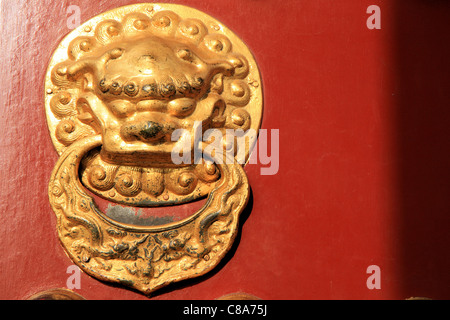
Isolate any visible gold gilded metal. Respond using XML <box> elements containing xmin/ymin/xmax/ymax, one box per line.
<box><xmin>217</xmin><ymin>292</ymin><xmax>262</xmax><ymax>300</ymax></box>
<box><xmin>28</xmin><ymin>289</ymin><xmax>86</xmax><ymax>300</ymax></box>
<box><xmin>45</xmin><ymin>3</ymin><xmax>262</xmax><ymax>294</ymax></box>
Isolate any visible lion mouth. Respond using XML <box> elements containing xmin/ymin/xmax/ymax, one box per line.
<box><xmin>120</xmin><ymin>120</ymin><xmax>176</xmax><ymax>143</ymax></box>
<box><xmin>98</xmin><ymin>110</ymin><xmax>192</xmax><ymax>167</ymax></box>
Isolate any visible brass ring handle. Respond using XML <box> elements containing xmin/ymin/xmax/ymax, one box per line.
<box><xmin>49</xmin><ymin>134</ymin><xmax>249</xmax><ymax>294</ymax></box>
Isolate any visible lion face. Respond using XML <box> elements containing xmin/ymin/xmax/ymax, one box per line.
<box><xmin>46</xmin><ymin>8</ymin><xmax>261</xmax><ymax>207</ymax></box>
<box><xmin>64</xmin><ymin>33</ymin><xmax>235</xmax><ymax>167</ymax></box>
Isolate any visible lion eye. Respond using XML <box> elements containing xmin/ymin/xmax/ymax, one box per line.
<box><xmin>99</xmin><ymin>78</ymin><xmax>109</xmax><ymax>93</ymax></box>
<box><xmin>124</xmin><ymin>82</ymin><xmax>139</xmax><ymax>96</ymax></box>
<box><xmin>110</xmin><ymin>81</ymin><xmax>122</xmax><ymax>95</ymax></box>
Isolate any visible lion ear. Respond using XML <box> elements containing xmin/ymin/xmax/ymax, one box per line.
<box><xmin>210</xmin><ymin>74</ymin><xmax>224</xmax><ymax>94</ymax></box>
<box><xmin>65</xmin><ymin>48</ymin><xmax>124</xmax><ymax>82</ymax></box>
<box><xmin>67</xmin><ymin>59</ymin><xmax>96</xmax><ymax>81</ymax></box>
<box><xmin>75</xmin><ymin>93</ymin><xmax>107</xmax><ymax>133</ymax></box>
<box><xmin>209</xmin><ymin>96</ymin><xmax>227</xmax><ymax>128</ymax></box>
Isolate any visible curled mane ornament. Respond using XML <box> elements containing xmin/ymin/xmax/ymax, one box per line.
<box><xmin>45</xmin><ymin>3</ymin><xmax>262</xmax><ymax>294</ymax></box>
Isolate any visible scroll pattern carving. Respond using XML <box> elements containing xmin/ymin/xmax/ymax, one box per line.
<box><xmin>49</xmin><ymin>135</ymin><xmax>248</xmax><ymax>293</ymax></box>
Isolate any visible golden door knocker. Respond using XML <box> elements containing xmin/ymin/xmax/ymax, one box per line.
<box><xmin>45</xmin><ymin>3</ymin><xmax>262</xmax><ymax>294</ymax></box>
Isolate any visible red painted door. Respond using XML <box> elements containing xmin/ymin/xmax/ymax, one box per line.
<box><xmin>1</xmin><ymin>0</ymin><xmax>449</xmax><ymax>300</ymax></box>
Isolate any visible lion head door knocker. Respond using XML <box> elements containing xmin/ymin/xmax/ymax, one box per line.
<box><xmin>44</xmin><ymin>3</ymin><xmax>262</xmax><ymax>294</ymax></box>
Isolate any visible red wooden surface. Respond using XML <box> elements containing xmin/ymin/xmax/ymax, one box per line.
<box><xmin>1</xmin><ymin>0</ymin><xmax>449</xmax><ymax>300</ymax></box>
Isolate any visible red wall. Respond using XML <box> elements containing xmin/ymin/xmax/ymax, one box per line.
<box><xmin>1</xmin><ymin>0</ymin><xmax>449</xmax><ymax>300</ymax></box>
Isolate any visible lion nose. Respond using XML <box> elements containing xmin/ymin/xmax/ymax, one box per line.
<box><xmin>138</xmin><ymin>121</ymin><xmax>164</xmax><ymax>141</ymax></box>
<box><xmin>121</xmin><ymin>121</ymin><xmax>166</xmax><ymax>142</ymax></box>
